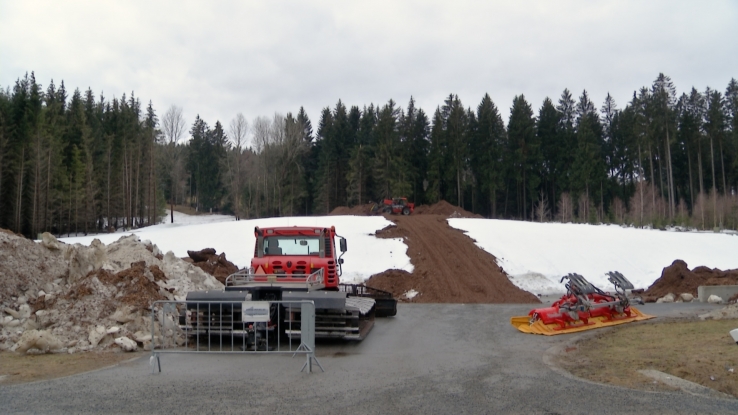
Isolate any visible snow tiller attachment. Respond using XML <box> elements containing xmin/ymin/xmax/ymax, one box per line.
<box><xmin>510</xmin><ymin>272</ymin><xmax>655</xmax><ymax>335</ymax></box>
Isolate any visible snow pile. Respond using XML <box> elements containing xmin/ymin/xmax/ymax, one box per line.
<box><xmin>0</xmin><ymin>230</ymin><xmax>69</xmax><ymax>305</ymax></box>
<box><xmin>0</xmin><ymin>231</ymin><xmax>222</xmax><ymax>354</ymax></box>
<box><xmin>448</xmin><ymin>219</ymin><xmax>738</xmax><ymax>295</ymax></box>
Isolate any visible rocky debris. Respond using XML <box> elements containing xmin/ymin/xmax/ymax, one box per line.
<box><xmin>678</xmin><ymin>293</ymin><xmax>695</xmax><ymax>302</ymax></box>
<box><xmin>0</xmin><ymin>230</ymin><xmax>222</xmax><ymax>354</ymax></box>
<box><xmin>699</xmin><ymin>303</ymin><xmax>738</xmax><ymax>320</ymax></box>
<box><xmin>643</xmin><ymin>260</ymin><xmax>738</xmax><ymax>302</ymax></box>
<box><xmin>185</xmin><ymin>248</ymin><xmax>239</xmax><ymax>284</ymax></box>
<box><xmin>114</xmin><ymin>336</ymin><xmax>138</xmax><ymax>352</ymax></box>
<box><xmin>708</xmin><ymin>295</ymin><xmax>724</xmax><ymax>304</ymax></box>
<box><xmin>12</xmin><ymin>330</ymin><xmax>64</xmax><ymax>354</ymax></box>
<box><xmin>656</xmin><ymin>293</ymin><xmax>676</xmax><ymax>303</ymax></box>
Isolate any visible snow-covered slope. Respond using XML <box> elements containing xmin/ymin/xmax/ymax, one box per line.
<box><xmin>61</xmin><ymin>213</ymin><xmax>412</xmax><ymax>284</ymax></box>
<box><xmin>448</xmin><ymin>218</ymin><xmax>738</xmax><ymax>295</ymax></box>
<box><xmin>61</xmin><ymin>211</ymin><xmax>738</xmax><ymax>296</ymax></box>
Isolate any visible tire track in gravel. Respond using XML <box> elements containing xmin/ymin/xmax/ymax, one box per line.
<box><xmin>367</xmin><ymin>214</ymin><xmax>540</xmax><ymax>303</ymax></box>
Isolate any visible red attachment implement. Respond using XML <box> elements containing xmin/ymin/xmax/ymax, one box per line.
<box><xmin>528</xmin><ymin>272</ymin><xmax>635</xmax><ymax>331</ymax></box>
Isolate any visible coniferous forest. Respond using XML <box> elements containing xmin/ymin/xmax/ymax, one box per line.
<box><xmin>1</xmin><ymin>72</ymin><xmax>738</xmax><ymax>238</ymax></box>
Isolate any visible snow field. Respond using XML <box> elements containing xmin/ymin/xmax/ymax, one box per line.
<box><xmin>61</xmin><ymin>213</ymin><xmax>413</xmax><ymax>284</ymax></box>
<box><xmin>62</xmin><ymin>211</ymin><xmax>738</xmax><ymax>297</ymax></box>
<box><xmin>449</xmin><ymin>218</ymin><xmax>738</xmax><ymax>295</ymax></box>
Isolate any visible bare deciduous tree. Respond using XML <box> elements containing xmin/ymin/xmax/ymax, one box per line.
<box><xmin>161</xmin><ymin>105</ymin><xmax>186</xmax><ymax>223</ymax></box>
<box><xmin>228</xmin><ymin>113</ymin><xmax>248</xmax><ymax>219</ymax></box>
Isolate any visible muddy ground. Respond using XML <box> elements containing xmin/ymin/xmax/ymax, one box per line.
<box><xmin>644</xmin><ymin>259</ymin><xmax>738</xmax><ymax>302</ymax></box>
<box><xmin>366</xmin><ymin>213</ymin><xmax>539</xmax><ymax>303</ymax></box>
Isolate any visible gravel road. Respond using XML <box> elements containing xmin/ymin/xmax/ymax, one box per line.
<box><xmin>1</xmin><ymin>302</ymin><xmax>736</xmax><ymax>414</ymax></box>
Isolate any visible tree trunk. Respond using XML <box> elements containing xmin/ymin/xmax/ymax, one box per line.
<box><xmin>720</xmin><ymin>140</ymin><xmax>727</xmax><ymax>195</ymax></box>
<box><xmin>687</xmin><ymin>145</ymin><xmax>694</xmax><ymax>212</ymax></box>
<box><xmin>33</xmin><ymin>131</ymin><xmax>41</xmax><ymax>237</ymax></box>
<box><xmin>709</xmin><ymin>135</ymin><xmax>717</xmax><ymax>228</ymax></box>
<box><xmin>638</xmin><ymin>144</ymin><xmax>644</xmax><ymax>227</ymax></box>
<box><xmin>45</xmin><ymin>149</ymin><xmax>51</xmax><ymax>232</ymax></box>
<box><xmin>665</xmin><ymin>128</ymin><xmax>675</xmax><ymax>218</ymax></box>
<box><xmin>648</xmin><ymin>145</ymin><xmax>655</xmax><ymax>218</ymax></box>
<box><xmin>15</xmin><ymin>147</ymin><xmax>25</xmax><ymax>234</ymax></box>
<box><xmin>457</xmin><ymin>167</ymin><xmax>461</xmax><ymax>207</ymax></box>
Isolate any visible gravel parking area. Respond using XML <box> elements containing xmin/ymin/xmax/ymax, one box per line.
<box><xmin>1</xmin><ymin>302</ymin><xmax>736</xmax><ymax>414</ymax></box>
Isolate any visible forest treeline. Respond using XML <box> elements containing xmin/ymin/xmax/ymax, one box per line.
<box><xmin>1</xmin><ymin>72</ymin><xmax>737</xmax><ymax>238</ymax></box>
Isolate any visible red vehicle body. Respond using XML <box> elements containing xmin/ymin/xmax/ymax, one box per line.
<box><xmin>251</xmin><ymin>225</ymin><xmax>344</xmax><ymax>289</ymax></box>
<box><xmin>185</xmin><ymin>225</ymin><xmax>396</xmax><ymax>343</ymax></box>
<box><xmin>378</xmin><ymin>197</ymin><xmax>414</xmax><ymax>215</ymax></box>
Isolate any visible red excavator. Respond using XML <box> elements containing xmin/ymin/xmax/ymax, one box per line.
<box><xmin>185</xmin><ymin>226</ymin><xmax>396</xmax><ymax>345</ymax></box>
<box><xmin>372</xmin><ymin>197</ymin><xmax>415</xmax><ymax>215</ymax></box>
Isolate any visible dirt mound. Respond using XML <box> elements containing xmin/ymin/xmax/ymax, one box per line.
<box><xmin>643</xmin><ymin>260</ymin><xmax>738</xmax><ymax>302</ymax></box>
<box><xmin>329</xmin><ymin>203</ymin><xmax>375</xmax><ymax>216</ymax></box>
<box><xmin>365</xmin><ymin>215</ymin><xmax>539</xmax><ymax>303</ymax></box>
<box><xmin>0</xmin><ymin>231</ymin><xmax>222</xmax><ymax>354</ymax></box>
<box><xmin>72</xmin><ymin>261</ymin><xmax>168</xmax><ymax>310</ymax></box>
<box><xmin>414</xmin><ymin>200</ymin><xmax>482</xmax><ymax>218</ymax></box>
<box><xmin>366</xmin><ymin>269</ymin><xmax>415</xmax><ymax>301</ymax></box>
<box><xmin>185</xmin><ymin>248</ymin><xmax>239</xmax><ymax>284</ymax></box>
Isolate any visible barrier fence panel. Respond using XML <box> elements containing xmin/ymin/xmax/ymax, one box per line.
<box><xmin>149</xmin><ymin>300</ymin><xmax>323</xmax><ymax>373</ymax></box>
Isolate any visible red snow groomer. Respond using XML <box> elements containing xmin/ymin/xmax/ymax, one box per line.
<box><xmin>511</xmin><ymin>272</ymin><xmax>654</xmax><ymax>335</ymax></box>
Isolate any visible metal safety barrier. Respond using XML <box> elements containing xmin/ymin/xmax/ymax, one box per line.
<box><xmin>149</xmin><ymin>299</ymin><xmax>323</xmax><ymax>373</ymax></box>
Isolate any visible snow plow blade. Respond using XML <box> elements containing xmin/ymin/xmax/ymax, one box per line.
<box><xmin>510</xmin><ymin>306</ymin><xmax>654</xmax><ymax>335</ymax></box>
<box><xmin>511</xmin><ymin>272</ymin><xmax>655</xmax><ymax>335</ymax></box>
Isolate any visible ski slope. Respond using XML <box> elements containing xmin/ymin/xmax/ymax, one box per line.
<box><xmin>61</xmin><ymin>211</ymin><xmax>738</xmax><ymax>296</ymax></box>
<box><xmin>61</xmin><ymin>212</ymin><xmax>413</xmax><ymax>284</ymax></box>
<box><xmin>449</xmin><ymin>218</ymin><xmax>738</xmax><ymax>295</ymax></box>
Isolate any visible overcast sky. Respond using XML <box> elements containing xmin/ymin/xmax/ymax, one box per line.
<box><xmin>2</xmin><ymin>0</ymin><xmax>736</xmax><ymax>143</ymax></box>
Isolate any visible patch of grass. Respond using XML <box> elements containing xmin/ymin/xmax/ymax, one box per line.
<box><xmin>556</xmin><ymin>319</ymin><xmax>738</xmax><ymax>397</ymax></box>
<box><xmin>0</xmin><ymin>351</ymin><xmax>144</xmax><ymax>385</ymax></box>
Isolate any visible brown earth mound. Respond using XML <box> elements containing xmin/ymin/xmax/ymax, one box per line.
<box><xmin>185</xmin><ymin>248</ymin><xmax>239</xmax><ymax>284</ymax></box>
<box><xmin>413</xmin><ymin>200</ymin><xmax>482</xmax><ymax>218</ymax></box>
<box><xmin>643</xmin><ymin>260</ymin><xmax>738</xmax><ymax>302</ymax></box>
<box><xmin>329</xmin><ymin>203</ymin><xmax>378</xmax><ymax>216</ymax></box>
<box><xmin>66</xmin><ymin>261</ymin><xmax>167</xmax><ymax>312</ymax></box>
<box><xmin>365</xmin><ymin>214</ymin><xmax>539</xmax><ymax>304</ymax></box>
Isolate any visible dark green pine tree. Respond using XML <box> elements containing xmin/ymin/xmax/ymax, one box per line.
<box><xmin>314</xmin><ymin>107</ymin><xmax>334</xmax><ymax>213</ymax></box>
<box><xmin>373</xmin><ymin>99</ymin><xmax>408</xmax><ymax>199</ymax></box>
<box><xmin>444</xmin><ymin>95</ymin><xmax>468</xmax><ymax>206</ymax></box>
<box><xmin>408</xmin><ymin>106</ymin><xmax>430</xmax><ymax>205</ymax></box>
<box><xmin>571</xmin><ymin>90</ymin><xmax>606</xmax><ymax>222</ymax></box>
<box><xmin>507</xmin><ymin>94</ymin><xmax>539</xmax><ymax>220</ymax></box>
<box><xmin>726</xmin><ymin>79</ymin><xmax>738</xmax><ymax>191</ymax></box>
<box><xmin>295</xmin><ymin>106</ymin><xmax>316</xmax><ymax>215</ymax></box>
<box><xmin>188</xmin><ymin>115</ymin><xmax>209</xmax><ymax>212</ymax></box>
<box><xmin>536</xmin><ymin>97</ymin><xmax>561</xmax><ymax>216</ymax></box>
<box><xmin>471</xmin><ymin>93</ymin><xmax>505</xmax><ymax>217</ymax></box>
<box><xmin>426</xmin><ymin>107</ymin><xmax>446</xmax><ymax>203</ymax></box>
<box><xmin>556</xmin><ymin>89</ymin><xmax>577</xmax><ymax>191</ymax></box>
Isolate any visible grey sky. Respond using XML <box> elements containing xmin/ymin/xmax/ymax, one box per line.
<box><xmin>2</xmin><ymin>0</ymin><xmax>736</xmax><ymax>143</ymax></box>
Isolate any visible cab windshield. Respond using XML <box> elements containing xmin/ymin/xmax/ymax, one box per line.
<box><xmin>263</xmin><ymin>236</ymin><xmax>321</xmax><ymax>256</ymax></box>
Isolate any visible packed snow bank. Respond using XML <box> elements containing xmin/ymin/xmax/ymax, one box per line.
<box><xmin>448</xmin><ymin>219</ymin><xmax>738</xmax><ymax>295</ymax></box>
<box><xmin>62</xmin><ymin>215</ymin><xmax>413</xmax><ymax>284</ymax></box>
